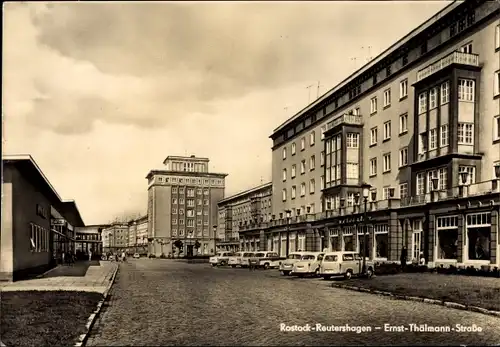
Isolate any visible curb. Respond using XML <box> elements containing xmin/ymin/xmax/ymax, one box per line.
<box><xmin>74</xmin><ymin>264</ymin><xmax>119</xmax><ymax>347</ymax></box>
<box><xmin>331</xmin><ymin>283</ymin><xmax>500</xmax><ymax>318</ymax></box>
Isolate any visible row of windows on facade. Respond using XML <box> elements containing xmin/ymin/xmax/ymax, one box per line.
<box><xmin>220</xmin><ymin>200</ymin><xmax>272</xmax><ymax>217</ymax></box>
<box><xmin>76</xmin><ymin>234</ymin><xmax>100</xmax><ymax>241</ymax></box>
<box><xmin>171</xmin><ymin>229</ymin><xmax>209</xmax><ymax>237</ymax></box>
<box><xmin>171</xmin><ymin>187</ymin><xmax>210</xmax><ymax>196</ymax></box>
<box><xmin>173</xmin><ymin>208</ymin><xmax>209</xmax><ymax>216</ymax></box>
<box><xmin>154</xmin><ymin>176</ymin><xmax>223</xmax><ymax>185</ymax></box>
<box><xmin>30</xmin><ymin>223</ymin><xmax>50</xmax><ymax>253</ymax></box>
<box><xmin>172</xmin><ymin>219</ymin><xmax>210</xmax><ymax>226</ymax></box>
<box><xmin>170</xmin><ymin>161</ymin><xmax>208</xmax><ymax>173</ymax></box>
<box><xmin>172</xmin><ymin>198</ymin><xmax>210</xmax><ymax>206</ymax></box>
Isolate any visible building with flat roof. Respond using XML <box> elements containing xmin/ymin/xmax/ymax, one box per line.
<box><xmin>216</xmin><ymin>182</ymin><xmax>272</xmax><ymax>252</ymax></box>
<box><xmin>146</xmin><ymin>155</ymin><xmax>228</xmax><ymax>257</ymax></box>
<box><xmin>127</xmin><ymin>215</ymin><xmax>148</xmax><ymax>255</ymax></box>
<box><xmin>1</xmin><ymin>155</ymin><xmax>86</xmax><ymax>281</ymax></box>
<box><xmin>102</xmin><ymin>223</ymin><xmax>129</xmax><ymax>253</ymax></box>
<box><xmin>74</xmin><ymin>224</ymin><xmax>107</xmax><ymax>259</ymax></box>
<box><xmin>240</xmin><ymin>0</ymin><xmax>500</xmax><ymax>268</ymax></box>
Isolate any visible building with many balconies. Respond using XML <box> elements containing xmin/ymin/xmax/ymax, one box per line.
<box><xmin>216</xmin><ymin>182</ymin><xmax>272</xmax><ymax>252</ymax></box>
<box><xmin>146</xmin><ymin>155</ymin><xmax>227</xmax><ymax>257</ymax></box>
<box><xmin>240</xmin><ymin>0</ymin><xmax>500</xmax><ymax>269</ymax></box>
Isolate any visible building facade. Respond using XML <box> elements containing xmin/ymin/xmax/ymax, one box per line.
<box><xmin>102</xmin><ymin>223</ymin><xmax>129</xmax><ymax>253</ymax></box>
<box><xmin>127</xmin><ymin>215</ymin><xmax>148</xmax><ymax>254</ymax></box>
<box><xmin>240</xmin><ymin>0</ymin><xmax>500</xmax><ymax>268</ymax></box>
<box><xmin>146</xmin><ymin>155</ymin><xmax>227</xmax><ymax>257</ymax></box>
<box><xmin>216</xmin><ymin>182</ymin><xmax>272</xmax><ymax>252</ymax></box>
<box><xmin>75</xmin><ymin>225</ymin><xmax>106</xmax><ymax>258</ymax></box>
<box><xmin>1</xmin><ymin>155</ymin><xmax>85</xmax><ymax>281</ymax></box>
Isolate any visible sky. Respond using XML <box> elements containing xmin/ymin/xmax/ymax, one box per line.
<box><xmin>3</xmin><ymin>1</ymin><xmax>450</xmax><ymax>225</ymax></box>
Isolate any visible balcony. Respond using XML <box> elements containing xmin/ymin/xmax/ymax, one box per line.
<box><xmin>326</xmin><ymin>114</ymin><xmax>363</xmax><ymax>131</ymax></box>
<box><xmin>416</xmin><ymin>51</ymin><xmax>479</xmax><ymax>82</ymax></box>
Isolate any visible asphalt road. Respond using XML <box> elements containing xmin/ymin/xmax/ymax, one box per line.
<box><xmin>86</xmin><ymin>259</ymin><xmax>500</xmax><ymax>346</ymax></box>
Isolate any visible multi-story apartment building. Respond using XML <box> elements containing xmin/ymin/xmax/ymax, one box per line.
<box><xmin>127</xmin><ymin>215</ymin><xmax>148</xmax><ymax>254</ymax></box>
<box><xmin>102</xmin><ymin>223</ymin><xmax>129</xmax><ymax>253</ymax></box>
<box><xmin>216</xmin><ymin>182</ymin><xmax>272</xmax><ymax>252</ymax></box>
<box><xmin>146</xmin><ymin>155</ymin><xmax>227</xmax><ymax>257</ymax></box>
<box><xmin>241</xmin><ymin>0</ymin><xmax>500</xmax><ymax>268</ymax></box>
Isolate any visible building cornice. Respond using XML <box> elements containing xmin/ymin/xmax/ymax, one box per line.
<box><xmin>145</xmin><ymin>170</ymin><xmax>228</xmax><ymax>180</ymax></box>
<box><xmin>218</xmin><ymin>182</ymin><xmax>273</xmax><ymax>206</ymax></box>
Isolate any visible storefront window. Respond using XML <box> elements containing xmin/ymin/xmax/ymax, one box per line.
<box><xmin>343</xmin><ymin>235</ymin><xmax>354</xmax><ymax>252</ymax></box>
<box><xmin>289</xmin><ymin>238</ymin><xmax>296</xmax><ymax>253</ymax></box>
<box><xmin>466</xmin><ymin>212</ymin><xmax>491</xmax><ymax>261</ymax></box>
<box><xmin>330</xmin><ymin>237</ymin><xmax>340</xmax><ymax>251</ymax></box>
<box><xmin>357</xmin><ymin>234</ymin><xmax>372</xmax><ymax>258</ymax></box>
<box><xmin>436</xmin><ymin>216</ymin><xmax>458</xmax><ymax>260</ymax></box>
<box><xmin>375</xmin><ymin>234</ymin><xmax>388</xmax><ymax>258</ymax></box>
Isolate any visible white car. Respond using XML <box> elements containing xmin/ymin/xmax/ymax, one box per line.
<box><xmin>133</xmin><ymin>253</ymin><xmax>140</xmax><ymax>259</ymax></box>
<box><xmin>209</xmin><ymin>252</ymin><xmax>233</xmax><ymax>266</ymax></box>
<box><xmin>291</xmin><ymin>252</ymin><xmax>325</xmax><ymax>277</ymax></box>
<box><xmin>279</xmin><ymin>252</ymin><xmax>308</xmax><ymax>276</ymax></box>
<box><xmin>240</xmin><ymin>252</ymin><xmax>257</xmax><ymax>268</ymax></box>
<box><xmin>228</xmin><ymin>252</ymin><xmax>245</xmax><ymax>267</ymax></box>
<box><xmin>250</xmin><ymin>251</ymin><xmax>285</xmax><ymax>269</ymax></box>
<box><xmin>319</xmin><ymin>251</ymin><xmax>374</xmax><ymax>280</ymax></box>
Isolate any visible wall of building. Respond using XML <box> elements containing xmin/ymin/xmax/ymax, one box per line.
<box><xmin>152</xmin><ymin>185</ymin><xmax>172</xmax><ymax>239</ymax></box>
<box><xmin>1</xmin><ymin>169</ymin><xmax>14</xmax><ymax>280</ymax></box>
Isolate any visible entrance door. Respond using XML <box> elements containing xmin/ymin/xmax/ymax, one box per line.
<box><xmin>187</xmin><ymin>245</ymin><xmax>194</xmax><ymax>257</ymax></box>
<box><xmin>412</xmin><ymin>231</ymin><xmax>421</xmax><ymax>262</ymax></box>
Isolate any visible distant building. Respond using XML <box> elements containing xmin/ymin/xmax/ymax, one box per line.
<box><xmin>102</xmin><ymin>223</ymin><xmax>129</xmax><ymax>253</ymax></box>
<box><xmin>127</xmin><ymin>215</ymin><xmax>148</xmax><ymax>254</ymax></box>
<box><xmin>217</xmin><ymin>183</ymin><xmax>272</xmax><ymax>252</ymax></box>
<box><xmin>146</xmin><ymin>155</ymin><xmax>228</xmax><ymax>257</ymax></box>
<box><xmin>75</xmin><ymin>225</ymin><xmax>107</xmax><ymax>257</ymax></box>
<box><xmin>1</xmin><ymin>155</ymin><xmax>85</xmax><ymax>281</ymax></box>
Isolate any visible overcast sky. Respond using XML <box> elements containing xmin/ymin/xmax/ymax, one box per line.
<box><xmin>3</xmin><ymin>1</ymin><xmax>449</xmax><ymax>225</ymax></box>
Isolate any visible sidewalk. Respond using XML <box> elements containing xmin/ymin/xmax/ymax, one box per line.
<box><xmin>0</xmin><ymin>261</ymin><xmax>118</xmax><ymax>294</ymax></box>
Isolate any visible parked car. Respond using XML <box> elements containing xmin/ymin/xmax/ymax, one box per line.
<box><xmin>291</xmin><ymin>252</ymin><xmax>325</xmax><ymax>277</ymax></box>
<box><xmin>228</xmin><ymin>252</ymin><xmax>245</xmax><ymax>267</ymax></box>
<box><xmin>319</xmin><ymin>251</ymin><xmax>374</xmax><ymax>280</ymax></box>
<box><xmin>209</xmin><ymin>252</ymin><xmax>233</xmax><ymax>266</ymax></box>
<box><xmin>279</xmin><ymin>252</ymin><xmax>308</xmax><ymax>276</ymax></box>
<box><xmin>250</xmin><ymin>251</ymin><xmax>286</xmax><ymax>269</ymax></box>
<box><xmin>240</xmin><ymin>252</ymin><xmax>257</xmax><ymax>268</ymax></box>
<box><xmin>133</xmin><ymin>253</ymin><xmax>140</xmax><ymax>259</ymax></box>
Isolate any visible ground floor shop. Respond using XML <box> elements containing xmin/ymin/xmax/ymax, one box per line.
<box><xmin>148</xmin><ymin>237</ymin><xmax>216</xmax><ymax>257</ymax></box>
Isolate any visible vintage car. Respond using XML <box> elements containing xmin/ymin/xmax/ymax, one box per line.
<box><xmin>209</xmin><ymin>252</ymin><xmax>233</xmax><ymax>266</ymax></box>
<box><xmin>240</xmin><ymin>252</ymin><xmax>257</xmax><ymax>268</ymax></box>
<box><xmin>291</xmin><ymin>252</ymin><xmax>325</xmax><ymax>277</ymax></box>
<box><xmin>279</xmin><ymin>252</ymin><xmax>308</xmax><ymax>276</ymax></box>
<box><xmin>250</xmin><ymin>251</ymin><xmax>286</xmax><ymax>269</ymax></box>
<box><xmin>228</xmin><ymin>252</ymin><xmax>246</xmax><ymax>267</ymax></box>
<box><xmin>319</xmin><ymin>251</ymin><xmax>374</xmax><ymax>280</ymax></box>
<box><xmin>133</xmin><ymin>253</ymin><xmax>140</xmax><ymax>259</ymax></box>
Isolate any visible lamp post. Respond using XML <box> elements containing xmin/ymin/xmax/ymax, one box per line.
<box><xmin>285</xmin><ymin>209</ymin><xmax>291</xmax><ymax>256</ymax></box>
<box><xmin>361</xmin><ymin>183</ymin><xmax>372</xmax><ymax>274</ymax></box>
<box><xmin>339</xmin><ymin>198</ymin><xmax>345</xmax><ymax>215</ymax></box>
<box><xmin>212</xmin><ymin>225</ymin><xmax>217</xmax><ymax>255</ymax></box>
<box><xmin>459</xmin><ymin>170</ymin><xmax>469</xmax><ymax>197</ymax></box>
<box><xmin>354</xmin><ymin>193</ymin><xmax>361</xmax><ymax>213</ymax></box>
<box><xmin>431</xmin><ymin>177</ymin><xmax>440</xmax><ymax>201</ymax></box>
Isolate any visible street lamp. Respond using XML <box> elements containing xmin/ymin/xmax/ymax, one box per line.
<box><xmin>361</xmin><ymin>183</ymin><xmax>372</xmax><ymax>275</ymax></box>
<box><xmin>212</xmin><ymin>225</ymin><xmax>217</xmax><ymax>254</ymax></box>
<box><xmin>285</xmin><ymin>209</ymin><xmax>291</xmax><ymax>256</ymax></box>
<box><xmin>354</xmin><ymin>193</ymin><xmax>361</xmax><ymax>213</ymax></box>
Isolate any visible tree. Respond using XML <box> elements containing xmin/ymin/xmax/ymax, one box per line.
<box><xmin>194</xmin><ymin>240</ymin><xmax>201</xmax><ymax>249</ymax></box>
<box><xmin>173</xmin><ymin>240</ymin><xmax>183</xmax><ymax>258</ymax></box>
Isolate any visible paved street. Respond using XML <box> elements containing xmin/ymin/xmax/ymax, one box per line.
<box><xmin>87</xmin><ymin>260</ymin><xmax>500</xmax><ymax>346</ymax></box>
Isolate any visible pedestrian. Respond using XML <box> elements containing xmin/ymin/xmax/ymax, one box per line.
<box><xmin>419</xmin><ymin>251</ymin><xmax>426</xmax><ymax>266</ymax></box>
<box><xmin>121</xmin><ymin>251</ymin><xmax>126</xmax><ymax>262</ymax></box>
<box><xmin>62</xmin><ymin>252</ymin><xmax>66</xmax><ymax>266</ymax></box>
<box><xmin>400</xmin><ymin>246</ymin><xmax>408</xmax><ymax>272</ymax></box>
<box><xmin>89</xmin><ymin>250</ymin><xmax>92</xmax><ymax>262</ymax></box>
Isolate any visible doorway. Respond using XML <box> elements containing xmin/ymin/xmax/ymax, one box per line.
<box><xmin>187</xmin><ymin>245</ymin><xmax>194</xmax><ymax>257</ymax></box>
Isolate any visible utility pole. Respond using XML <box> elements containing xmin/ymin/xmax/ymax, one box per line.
<box><xmin>306</xmin><ymin>84</ymin><xmax>314</xmax><ymax>103</ymax></box>
<box><xmin>316</xmin><ymin>81</ymin><xmax>323</xmax><ymax>99</ymax></box>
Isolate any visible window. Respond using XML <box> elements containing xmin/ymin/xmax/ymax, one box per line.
<box><xmin>291</xmin><ymin>142</ymin><xmax>296</xmax><ymax>155</ymax></box>
<box><xmin>496</xmin><ymin>24</ymin><xmax>500</xmax><ymax>49</ymax></box>
<box><xmin>321</xmin><ymin>125</ymin><xmax>326</xmax><ymax>140</ymax></box>
<box><xmin>291</xmin><ymin>164</ymin><xmax>296</xmax><ymax>178</ymax></box>
<box><xmin>172</xmin><ymin>208</ymin><xmax>177</xmax><ymax>214</ymax></box>
<box><xmin>383</xmin><ymin>153</ymin><xmax>391</xmax><ymax>173</ymax></box>
<box><xmin>187</xmin><ymin>199</ymin><xmax>194</xmax><ymax>207</ymax></box>
<box><xmin>179</xmin><ymin>198</ymin><xmax>184</xmax><ymax>205</ymax></box>
<box><xmin>320</xmin><ymin>151</ymin><xmax>325</xmax><ymax>166</ymax></box>
<box><xmin>440</xmin><ymin>124</ymin><xmax>449</xmax><ymax>147</ymax></box>
<box><xmin>310</xmin><ymin>131</ymin><xmax>315</xmax><ymax>146</ymax></box>
<box><xmin>383</xmin><ymin>121</ymin><xmax>391</xmax><ymax>140</ymax></box>
<box><xmin>495</xmin><ymin>71</ymin><xmax>500</xmax><ymax>96</ymax></box>
<box><xmin>458</xmin><ymin>79</ymin><xmax>475</xmax><ymax>101</ymax></box>
<box><xmin>310</xmin><ymin>156</ymin><xmax>316</xmax><ymax>170</ymax></box>
<box><xmin>346</xmin><ymin>163</ymin><xmax>359</xmax><ymax>179</ymax></box>
<box><xmin>370</xmin><ymin>127</ymin><xmax>378</xmax><ymax>145</ymax></box>
<box><xmin>369</xmin><ymin>158</ymin><xmax>377</xmax><ymax>176</ymax></box>
<box><xmin>460</xmin><ymin>43</ymin><xmax>473</xmax><ymax>54</ymax></box>
<box><xmin>300</xmin><ymin>183</ymin><xmax>306</xmax><ymax>197</ymax></box>
<box><xmin>429</xmin><ymin>128</ymin><xmax>437</xmax><ymax>150</ymax></box>
<box><xmin>494</xmin><ymin>115</ymin><xmax>500</xmax><ymax>141</ymax></box>
<box><xmin>383</xmin><ymin>89</ymin><xmax>391</xmax><ymax>107</ymax></box>
<box><xmin>416</xmin><ymin>172</ymin><xmax>425</xmax><ymax>195</ymax></box>
<box><xmin>436</xmin><ymin>216</ymin><xmax>458</xmax><ymax>260</ymax></box>
<box><xmin>353</xmin><ymin>107</ymin><xmax>360</xmax><ymax>116</ymax></box>
<box><xmin>399</xmin><ymin>114</ymin><xmax>408</xmax><ymax>134</ymax></box>
<box><xmin>346</xmin><ymin>133</ymin><xmax>359</xmax><ymax>148</ymax></box>
<box><xmin>458</xmin><ymin>123</ymin><xmax>474</xmax><ymax>144</ymax></box>
<box><xmin>300</xmin><ymin>137</ymin><xmax>306</xmax><ymax>151</ymax></box>
<box><xmin>179</xmin><ymin>208</ymin><xmax>184</xmax><ymax>215</ymax></box>
<box><xmin>429</xmin><ymin>88</ymin><xmax>437</xmax><ymax>109</ymax></box>
<box><xmin>172</xmin><ymin>198</ymin><xmax>178</xmax><ymax>204</ymax></box>
<box><xmin>282</xmin><ymin>147</ymin><xmax>287</xmax><ymax>160</ymax></box>
<box><xmin>438</xmin><ymin>167</ymin><xmax>448</xmax><ymax>190</ymax></box>
<box><xmin>399</xmin><ymin>79</ymin><xmax>408</xmax><ymax>99</ymax></box>
<box><xmin>370</xmin><ymin>97</ymin><xmax>377</xmax><ymax>114</ymax></box>
<box><xmin>172</xmin><ymin>219</ymin><xmax>177</xmax><ymax>225</ymax></box>
<box><xmin>441</xmin><ymin>82</ymin><xmax>449</xmax><ymax>104</ymax></box>
<box><xmin>309</xmin><ymin>179</ymin><xmax>315</xmax><ymax>194</ymax></box>
<box><xmin>374</xmin><ymin>224</ymin><xmax>388</xmax><ymax>259</ymax></box>
<box><xmin>399</xmin><ymin>183</ymin><xmax>408</xmax><ymax>199</ymax></box>
<box><xmin>418</xmin><ymin>132</ymin><xmax>428</xmax><ymax>153</ymax></box>
<box><xmin>399</xmin><ymin>147</ymin><xmax>408</xmax><ymax>167</ymax></box>
<box><xmin>291</xmin><ymin>186</ymin><xmax>296</xmax><ymax>199</ymax></box>
<box><xmin>282</xmin><ymin>189</ymin><xmax>287</xmax><ymax>201</ymax></box>
<box><xmin>383</xmin><ymin>187</ymin><xmax>390</xmax><ymax>200</ymax></box>
<box><xmin>418</xmin><ymin>93</ymin><xmax>427</xmax><ymax>114</ymax></box>
<box><xmin>300</xmin><ymin>160</ymin><xmax>306</xmax><ymax>174</ymax></box>
<box><xmin>320</xmin><ymin>176</ymin><xmax>324</xmax><ymax>190</ymax></box>
<box><xmin>204</xmin><ymin>199</ymin><xmax>209</xmax><ymax>206</ymax></box>
<box><xmin>466</xmin><ymin>212</ymin><xmax>491</xmax><ymax>261</ymax></box>
<box><xmin>282</xmin><ymin>168</ymin><xmax>287</xmax><ymax>181</ymax></box>
<box><xmin>459</xmin><ymin>166</ymin><xmax>476</xmax><ymax>185</ymax></box>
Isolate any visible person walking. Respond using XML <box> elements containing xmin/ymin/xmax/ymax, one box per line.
<box><xmin>89</xmin><ymin>250</ymin><xmax>92</xmax><ymax>262</ymax></box>
<box><xmin>62</xmin><ymin>252</ymin><xmax>66</xmax><ymax>266</ymax></box>
<box><xmin>400</xmin><ymin>246</ymin><xmax>408</xmax><ymax>272</ymax></box>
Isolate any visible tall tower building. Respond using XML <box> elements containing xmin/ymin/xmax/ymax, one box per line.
<box><xmin>146</xmin><ymin>155</ymin><xmax>228</xmax><ymax>257</ymax></box>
